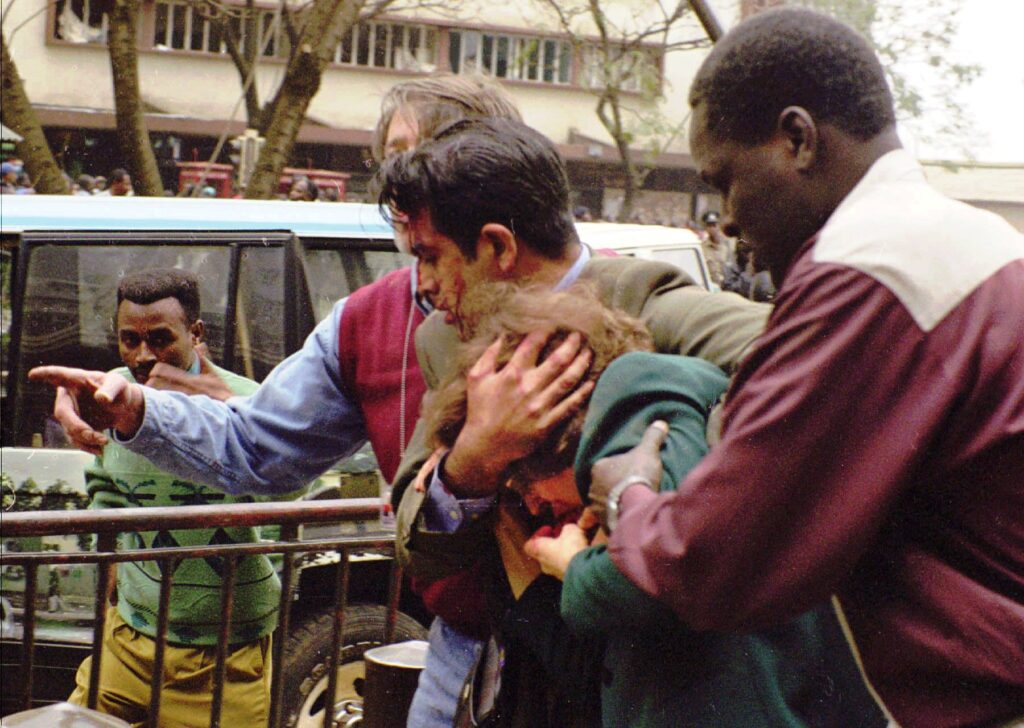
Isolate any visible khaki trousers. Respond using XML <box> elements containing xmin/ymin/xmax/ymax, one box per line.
<box><xmin>69</xmin><ymin>607</ymin><xmax>271</xmax><ymax>728</ymax></box>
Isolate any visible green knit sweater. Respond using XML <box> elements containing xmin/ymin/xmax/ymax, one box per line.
<box><xmin>562</xmin><ymin>353</ymin><xmax>883</xmax><ymax>728</ymax></box>
<box><xmin>87</xmin><ymin>363</ymin><xmax>286</xmax><ymax>646</ymax></box>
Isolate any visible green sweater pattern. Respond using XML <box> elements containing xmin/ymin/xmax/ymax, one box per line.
<box><xmin>87</xmin><ymin>363</ymin><xmax>284</xmax><ymax>646</ymax></box>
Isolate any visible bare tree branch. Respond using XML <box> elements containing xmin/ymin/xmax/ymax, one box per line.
<box><xmin>280</xmin><ymin>1</ymin><xmax>300</xmax><ymax>49</ymax></box>
<box><xmin>538</xmin><ymin>0</ymin><xmax>701</xmax><ymax>220</ymax></box>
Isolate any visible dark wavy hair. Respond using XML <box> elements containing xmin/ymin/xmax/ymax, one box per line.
<box><xmin>376</xmin><ymin>117</ymin><xmax>579</xmax><ymax>261</ymax></box>
<box><xmin>423</xmin><ymin>282</ymin><xmax>653</xmax><ymax>492</ymax></box>
<box><xmin>690</xmin><ymin>6</ymin><xmax>895</xmax><ymax>144</ymax></box>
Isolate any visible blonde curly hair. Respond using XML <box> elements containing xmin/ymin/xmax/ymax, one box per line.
<box><xmin>423</xmin><ymin>282</ymin><xmax>653</xmax><ymax>492</ymax></box>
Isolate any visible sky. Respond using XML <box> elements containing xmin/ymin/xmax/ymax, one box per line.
<box><xmin>908</xmin><ymin>0</ymin><xmax>1024</xmax><ymax>163</ymax></box>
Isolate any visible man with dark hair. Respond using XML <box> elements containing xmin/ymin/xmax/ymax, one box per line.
<box><xmin>381</xmin><ymin>118</ymin><xmax>578</xmax><ymax>266</ymax></box>
<box><xmin>380</xmin><ymin>116</ymin><xmax>766</xmax><ymax>506</ymax></box>
<box><xmin>530</xmin><ymin>8</ymin><xmax>1024</xmax><ymax>727</ymax></box>
<box><xmin>66</xmin><ymin>268</ymin><xmax>279</xmax><ymax>728</ymax></box>
<box><xmin>117</xmin><ymin>268</ymin><xmax>201</xmax><ymax>329</ymax></box>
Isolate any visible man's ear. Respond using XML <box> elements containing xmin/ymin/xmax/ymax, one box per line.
<box><xmin>777</xmin><ymin>106</ymin><xmax>818</xmax><ymax>171</ymax></box>
<box><xmin>190</xmin><ymin>319</ymin><xmax>205</xmax><ymax>345</ymax></box>
<box><xmin>477</xmin><ymin>223</ymin><xmax>519</xmax><ymax>275</ymax></box>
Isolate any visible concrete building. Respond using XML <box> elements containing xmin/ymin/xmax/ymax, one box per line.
<box><xmin>924</xmin><ymin>162</ymin><xmax>1024</xmax><ymax>232</ymax></box>
<box><xmin>4</xmin><ymin>0</ymin><xmax>734</xmax><ymax>220</ymax></box>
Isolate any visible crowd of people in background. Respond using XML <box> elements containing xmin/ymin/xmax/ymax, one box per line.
<box><xmin>1</xmin><ymin>158</ymin><xmax>136</xmax><ymax>197</ymax></box>
<box><xmin>0</xmin><ymin>157</ymin><xmax>341</xmax><ymax>202</ymax></box>
<box><xmin>1</xmin><ymin>158</ymin><xmax>40</xmax><ymax>195</ymax></box>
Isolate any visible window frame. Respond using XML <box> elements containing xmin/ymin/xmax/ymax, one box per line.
<box><xmin>449</xmin><ymin>29</ymin><xmax>572</xmax><ymax>86</ymax></box>
<box><xmin>1</xmin><ymin>229</ymin><xmax>408</xmax><ymax>447</ymax></box>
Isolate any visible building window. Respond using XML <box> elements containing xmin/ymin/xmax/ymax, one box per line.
<box><xmin>152</xmin><ymin>1</ymin><xmax>285</xmax><ymax>57</ymax></box>
<box><xmin>579</xmin><ymin>44</ymin><xmax>661</xmax><ymax>94</ymax></box>
<box><xmin>450</xmin><ymin>30</ymin><xmax>570</xmax><ymax>85</ymax></box>
<box><xmin>53</xmin><ymin>0</ymin><xmax>108</xmax><ymax>44</ymax></box>
<box><xmin>334</xmin><ymin>21</ymin><xmax>438</xmax><ymax>72</ymax></box>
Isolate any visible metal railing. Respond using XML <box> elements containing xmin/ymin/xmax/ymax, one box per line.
<box><xmin>0</xmin><ymin>499</ymin><xmax>406</xmax><ymax>728</ymax></box>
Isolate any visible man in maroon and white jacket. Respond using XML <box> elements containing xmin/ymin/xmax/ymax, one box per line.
<box><xmin>529</xmin><ymin>8</ymin><xmax>1024</xmax><ymax>728</ymax></box>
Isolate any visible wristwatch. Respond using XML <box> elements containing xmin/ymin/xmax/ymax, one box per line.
<box><xmin>606</xmin><ymin>475</ymin><xmax>653</xmax><ymax>532</ymax></box>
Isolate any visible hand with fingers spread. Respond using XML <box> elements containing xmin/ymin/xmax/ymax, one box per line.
<box><xmin>588</xmin><ymin>421</ymin><xmax>668</xmax><ymax>531</ymax></box>
<box><xmin>28</xmin><ymin>366</ymin><xmax>146</xmax><ymax>455</ymax></box>
<box><xmin>442</xmin><ymin>330</ymin><xmax>595</xmax><ymax>497</ymax></box>
<box><xmin>146</xmin><ymin>344</ymin><xmax>233</xmax><ymax>401</ymax></box>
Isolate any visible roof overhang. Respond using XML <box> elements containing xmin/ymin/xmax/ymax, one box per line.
<box><xmin>33</xmin><ymin>104</ymin><xmax>373</xmax><ymax>146</ymax></box>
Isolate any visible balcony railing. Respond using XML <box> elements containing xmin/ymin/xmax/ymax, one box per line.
<box><xmin>0</xmin><ymin>498</ymin><xmax>406</xmax><ymax>728</ymax></box>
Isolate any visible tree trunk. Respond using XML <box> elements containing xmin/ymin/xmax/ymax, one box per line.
<box><xmin>597</xmin><ymin>93</ymin><xmax>640</xmax><ymax>222</ymax></box>
<box><xmin>1</xmin><ymin>35</ymin><xmax>70</xmax><ymax>194</ymax></box>
<box><xmin>241</xmin><ymin>0</ymin><xmax>263</xmax><ymax>130</ymax></box>
<box><xmin>215</xmin><ymin>0</ymin><xmax>262</xmax><ymax>129</ymax></box>
<box><xmin>244</xmin><ymin>0</ymin><xmax>363</xmax><ymax>199</ymax></box>
<box><xmin>615</xmin><ymin>140</ymin><xmax>639</xmax><ymax>222</ymax></box>
<box><xmin>108</xmin><ymin>0</ymin><xmax>163</xmax><ymax>196</ymax></box>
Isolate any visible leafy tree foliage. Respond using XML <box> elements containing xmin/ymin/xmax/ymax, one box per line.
<box><xmin>795</xmin><ymin>0</ymin><xmax>981</xmax><ymax>157</ymax></box>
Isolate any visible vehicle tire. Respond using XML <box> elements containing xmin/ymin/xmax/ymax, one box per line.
<box><xmin>281</xmin><ymin>605</ymin><xmax>428</xmax><ymax>728</ymax></box>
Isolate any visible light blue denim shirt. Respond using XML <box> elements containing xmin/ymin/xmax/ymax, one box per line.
<box><xmin>120</xmin><ymin>297</ymin><xmax>367</xmax><ymax>494</ymax></box>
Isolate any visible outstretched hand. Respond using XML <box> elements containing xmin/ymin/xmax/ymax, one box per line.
<box><xmin>442</xmin><ymin>330</ymin><xmax>595</xmax><ymax>497</ymax></box>
<box><xmin>27</xmin><ymin>366</ymin><xmax>145</xmax><ymax>455</ymax></box>
<box><xmin>146</xmin><ymin>344</ymin><xmax>233</xmax><ymax>401</ymax></box>
<box><xmin>587</xmin><ymin>421</ymin><xmax>668</xmax><ymax>530</ymax></box>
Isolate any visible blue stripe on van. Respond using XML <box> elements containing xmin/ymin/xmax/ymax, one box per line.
<box><xmin>4</xmin><ymin>216</ymin><xmax>394</xmax><ymax>236</ymax></box>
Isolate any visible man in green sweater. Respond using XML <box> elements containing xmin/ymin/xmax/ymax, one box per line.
<box><xmin>67</xmin><ymin>268</ymin><xmax>280</xmax><ymax>728</ymax></box>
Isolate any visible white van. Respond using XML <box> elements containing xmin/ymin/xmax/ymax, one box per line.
<box><xmin>575</xmin><ymin>222</ymin><xmax>714</xmax><ymax>290</ymax></box>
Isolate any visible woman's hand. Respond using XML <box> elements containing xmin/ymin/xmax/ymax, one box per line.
<box><xmin>524</xmin><ymin>523</ymin><xmax>592</xmax><ymax>581</ymax></box>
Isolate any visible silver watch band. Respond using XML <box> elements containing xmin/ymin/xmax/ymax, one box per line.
<box><xmin>606</xmin><ymin>475</ymin><xmax>653</xmax><ymax>532</ymax></box>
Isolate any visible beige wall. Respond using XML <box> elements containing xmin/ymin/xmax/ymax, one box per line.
<box><xmin>5</xmin><ymin>0</ymin><xmax>725</xmax><ymax>148</ymax></box>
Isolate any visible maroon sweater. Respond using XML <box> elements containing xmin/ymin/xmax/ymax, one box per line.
<box><xmin>338</xmin><ymin>266</ymin><xmax>425</xmax><ymax>484</ymax></box>
<box><xmin>338</xmin><ymin>266</ymin><xmax>489</xmax><ymax>636</ymax></box>
<box><xmin>609</xmin><ymin>151</ymin><xmax>1024</xmax><ymax>727</ymax></box>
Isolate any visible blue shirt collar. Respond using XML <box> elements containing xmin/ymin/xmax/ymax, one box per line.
<box><xmin>554</xmin><ymin>244</ymin><xmax>591</xmax><ymax>291</ymax></box>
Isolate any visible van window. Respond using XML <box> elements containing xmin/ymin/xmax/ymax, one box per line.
<box><xmin>236</xmin><ymin>246</ymin><xmax>286</xmax><ymax>382</ymax></box>
<box><xmin>11</xmin><ymin>244</ymin><xmax>233</xmax><ymax>447</ymax></box>
<box><xmin>648</xmin><ymin>247</ymin><xmax>709</xmax><ymax>289</ymax></box>
<box><xmin>302</xmin><ymin>247</ymin><xmax>409</xmax><ymax>321</ymax></box>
